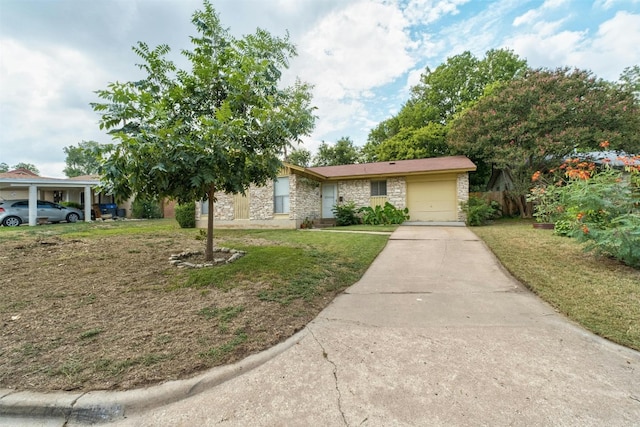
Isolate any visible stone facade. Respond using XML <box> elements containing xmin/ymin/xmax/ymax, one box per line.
<box><xmin>212</xmin><ymin>192</ymin><xmax>234</xmax><ymax>221</ymax></box>
<box><xmin>336</xmin><ymin>177</ymin><xmax>406</xmax><ymax>209</ymax></box>
<box><xmin>249</xmin><ymin>181</ymin><xmax>274</xmax><ymax>220</ymax></box>
<box><xmin>457</xmin><ymin>173</ymin><xmax>469</xmax><ymax>222</ymax></box>
<box><xmin>196</xmin><ymin>171</ymin><xmax>471</xmax><ymax>228</ymax></box>
<box><xmin>291</xmin><ymin>175</ymin><xmax>321</xmax><ymax>221</ymax></box>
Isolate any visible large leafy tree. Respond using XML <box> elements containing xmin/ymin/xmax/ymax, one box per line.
<box><xmin>619</xmin><ymin>65</ymin><xmax>640</xmax><ymax>100</ymax></box>
<box><xmin>448</xmin><ymin>67</ymin><xmax>640</xmax><ymax>216</ymax></box>
<box><xmin>0</xmin><ymin>163</ymin><xmax>8</xmax><ymax>173</ymax></box>
<box><xmin>363</xmin><ymin>49</ymin><xmax>527</xmax><ymax>164</ymax></box>
<box><xmin>92</xmin><ymin>1</ymin><xmax>316</xmax><ymax>260</ymax></box>
<box><xmin>313</xmin><ymin>137</ymin><xmax>360</xmax><ymax>166</ymax></box>
<box><xmin>286</xmin><ymin>147</ymin><xmax>312</xmax><ymax>167</ymax></box>
<box><xmin>375</xmin><ymin>122</ymin><xmax>447</xmax><ymax>161</ymax></box>
<box><xmin>63</xmin><ymin>140</ymin><xmax>104</xmax><ymax>177</ymax></box>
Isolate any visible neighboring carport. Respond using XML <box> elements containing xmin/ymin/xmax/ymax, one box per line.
<box><xmin>0</xmin><ymin>169</ymin><xmax>100</xmax><ymax>226</ymax></box>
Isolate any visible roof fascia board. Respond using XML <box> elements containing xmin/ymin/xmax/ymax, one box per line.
<box><xmin>320</xmin><ymin>168</ymin><xmax>476</xmax><ymax>181</ymax></box>
<box><xmin>282</xmin><ymin>162</ymin><xmax>327</xmax><ymax>181</ymax></box>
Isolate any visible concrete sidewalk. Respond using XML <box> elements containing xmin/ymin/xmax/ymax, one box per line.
<box><xmin>3</xmin><ymin>226</ymin><xmax>640</xmax><ymax>426</ymax></box>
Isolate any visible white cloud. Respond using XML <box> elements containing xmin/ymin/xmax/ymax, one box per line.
<box><xmin>513</xmin><ymin>9</ymin><xmax>541</xmax><ymax>26</ymax></box>
<box><xmin>505</xmin><ymin>11</ymin><xmax>640</xmax><ymax>80</ymax></box>
<box><xmin>514</xmin><ymin>0</ymin><xmax>567</xmax><ymax>26</ymax></box>
<box><xmin>595</xmin><ymin>0</ymin><xmax>640</xmax><ymax>10</ymax></box>
<box><xmin>294</xmin><ymin>0</ymin><xmax>415</xmax><ymax>97</ymax></box>
<box><xmin>402</xmin><ymin>0</ymin><xmax>470</xmax><ymax>24</ymax></box>
<box><xmin>282</xmin><ymin>0</ymin><xmax>421</xmax><ymax>142</ymax></box>
<box><xmin>0</xmin><ymin>38</ymin><xmax>109</xmax><ymax>176</ymax></box>
<box><xmin>587</xmin><ymin>11</ymin><xmax>640</xmax><ymax>79</ymax></box>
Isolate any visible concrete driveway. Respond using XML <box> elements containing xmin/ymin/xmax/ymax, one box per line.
<box><xmin>5</xmin><ymin>226</ymin><xmax>637</xmax><ymax>426</ymax></box>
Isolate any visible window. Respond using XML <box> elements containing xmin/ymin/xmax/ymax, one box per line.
<box><xmin>274</xmin><ymin>177</ymin><xmax>290</xmax><ymax>214</ymax></box>
<box><xmin>371</xmin><ymin>180</ymin><xmax>387</xmax><ymax>196</ymax></box>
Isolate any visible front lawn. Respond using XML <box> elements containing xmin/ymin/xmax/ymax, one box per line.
<box><xmin>472</xmin><ymin>219</ymin><xmax>640</xmax><ymax>351</ymax></box>
<box><xmin>0</xmin><ymin>219</ymin><xmax>388</xmax><ymax>391</ymax></box>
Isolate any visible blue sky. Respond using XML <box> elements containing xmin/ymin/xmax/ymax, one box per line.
<box><xmin>1</xmin><ymin>0</ymin><xmax>639</xmax><ymax>177</ymax></box>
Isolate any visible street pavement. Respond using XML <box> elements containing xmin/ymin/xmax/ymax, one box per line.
<box><xmin>2</xmin><ymin>226</ymin><xmax>639</xmax><ymax>426</ymax></box>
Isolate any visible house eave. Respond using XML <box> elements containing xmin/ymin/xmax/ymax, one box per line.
<box><xmin>320</xmin><ymin>167</ymin><xmax>476</xmax><ymax>181</ymax></box>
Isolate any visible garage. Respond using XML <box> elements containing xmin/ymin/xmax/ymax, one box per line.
<box><xmin>406</xmin><ymin>174</ymin><xmax>458</xmax><ymax>221</ymax></box>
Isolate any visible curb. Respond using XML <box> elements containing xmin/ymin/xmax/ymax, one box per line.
<box><xmin>0</xmin><ymin>328</ymin><xmax>310</xmax><ymax>424</ymax></box>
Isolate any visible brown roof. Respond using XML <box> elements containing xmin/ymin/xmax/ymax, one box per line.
<box><xmin>305</xmin><ymin>156</ymin><xmax>476</xmax><ymax>179</ymax></box>
<box><xmin>69</xmin><ymin>174</ymin><xmax>101</xmax><ymax>181</ymax></box>
<box><xmin>0</xmin><ymin>168</ymin><xmax>41</xmax><ymax>178</ymax></box>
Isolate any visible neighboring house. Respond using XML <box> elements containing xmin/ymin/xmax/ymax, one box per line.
<box><xmin>0</xmin><ymin>169</ymin><xmax>119</xmax><ymax>226</ymax></box>
<box><xmin>196</xmin><ymin>155</ymin><xmax>476</xmax><ymax>229</ymax></box>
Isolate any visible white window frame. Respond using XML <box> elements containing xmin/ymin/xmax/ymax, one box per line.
<box><xmin>274</xmin><ymin>177</ymin><xmax>290</xmax><ymax>214</ymax></box>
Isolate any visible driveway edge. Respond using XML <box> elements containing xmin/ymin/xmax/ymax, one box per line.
<box><xmin>0</xmin><ymin>328</ymin><xmax>310</xmax><ymax>424</ymax></box>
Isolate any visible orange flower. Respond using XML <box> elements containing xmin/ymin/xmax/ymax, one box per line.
<box><xmin>577</xmin><ymin>212</ymin><xmax>584</xmax><ymax>221</ymax></box>
<box><xmin>599</xmin><ymin>140</ymin><xmax>610</xmax><ymax>149</ymax></box>
<box><xmin>582</xmin><ymin>225</ymin><xmax>589</xmax><ymax>234</ymax></box>
<box><xmin>532</xmin><ymin>171</ymin><xmax>542</xmax><ymax>182</ymax></box>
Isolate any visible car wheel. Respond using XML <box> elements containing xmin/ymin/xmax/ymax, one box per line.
<box><xmin>2</xmin><ymin>216</ymin><xmax>22</xmax><ymax>227</ymax></box>
<box><xmin>66</xmin><ymin>213</ymin><xmax>80</xmax><ymax>223</ymax></box>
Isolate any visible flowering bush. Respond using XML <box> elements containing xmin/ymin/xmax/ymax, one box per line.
<box><xmin>528</xmin><ymin>148</ymin><xmax>640</xmax><ymax>268</ymax></box>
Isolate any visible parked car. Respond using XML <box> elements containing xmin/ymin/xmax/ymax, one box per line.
<box><xmin>0</xmin><ymin>200</ymin><xmax>85</xmax><ymax>227</ymax></box>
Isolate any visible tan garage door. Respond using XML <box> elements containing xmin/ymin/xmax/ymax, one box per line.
<box><xmin>406</xmin><ymin>176</ymin><xmax>457</xmax><ymax>221</ymax></box>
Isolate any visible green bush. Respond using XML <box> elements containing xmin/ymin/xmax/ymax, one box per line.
<box><xmin>460</xmin><ymin>196</ymin><xmax>500</xmax><ymax>226</ymax></box>
<box><xmin>332</xmin><ymin>201</ymin><xmax>360</xmax><ymax>226</ymax></box>
<box><xmin>131</xmin><ymin>197</ymin><xmax>163</xmax><ymax>219</ymax></box>
<box><xmin>175</xmin><ymin>202</ymin><xmax>196</xmax><ymax>228</ymax></box>
<box><xmin>358</xmin><ymin>202</ymin><xmax>409</xmax><ymax>225</ymax></box>
<box><xmin>60</xmin><ymin>201</ymin><xmax>82</xmax><ymax>209</ymax></box>
<box><xmin>556</xmin><ymin>166</ymin><xmax>640</xmax><ymax>268</ymax></box>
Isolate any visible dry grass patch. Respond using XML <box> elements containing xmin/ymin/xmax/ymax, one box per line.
<box><xmin>0</xmin><ymin>220</ymin><xmax>388</xmax><ymax>391</ymax></box>
<box><xmin>472</xmin><ymin>220</ymin><xmax>640</xmax><ymax>351</ymax></box>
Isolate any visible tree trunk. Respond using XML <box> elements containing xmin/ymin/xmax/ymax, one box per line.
<box><xmin>206</xmin><ymin>185</ymin><xmax>215</xmax><ymax>261</ymax></box>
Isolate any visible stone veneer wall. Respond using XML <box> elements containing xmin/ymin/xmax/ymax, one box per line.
<box><xmin>291</xmin><ymin>175</ymin><xmax>321</xmax><ymax>222</ymax></box>
<box><xmin>457</xmin><ymin>173</ymin><xmax>469</xmax><ymax>222</ymax></box>
<box><xmin>213</xmin><ymin>192</ymin><xmax>235</xmax><ymax>221</ymax></box>
<box><xmin>250</xmin><ymin>180</ymin><xmax>275</xmax><ymax>220</ymax></box>
<box><xmin>337</xmin><ymin>177</ymin><xmax>406</xmax><ymax>209</ymax></box>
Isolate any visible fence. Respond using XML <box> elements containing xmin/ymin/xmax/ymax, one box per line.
<box><xmin>470</xmin><ymin>191</ymin><xmax>520</xmax><ymax>216</ymax></box>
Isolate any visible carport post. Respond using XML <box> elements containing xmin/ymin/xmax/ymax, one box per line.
<box><xmin>28</xmin><ymin>185</ymin><xmax>38</xmax><ymax>226</ymax></box>
<box><xmin>84</xmin><ymin>185</ymin><xmax>92</xmax><ymax>222</ymax></box>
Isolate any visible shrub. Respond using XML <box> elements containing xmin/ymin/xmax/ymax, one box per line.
<box><xmin>131</xmin><ymin>197</ymin><xmax>163</xmax><ymax>219</ymax></box>
<box><xmin>358</xmin><ymin>202</ymin><xmax>409</xmax><ymax>225</ymax></box>
<box><xmin>60</xmin><ymin>201</ymin><xmax>82</xmax><ymax>209</ymax></box>
<box><xmin>557</xmin><ymin>166</ymin><xmax>640</xmax><ymax>268</ymax></box>
<box><xmin>332</xmin><ymin>201</ymin><xmax>360</xmax><ymax>226</ymax></box>
<box><xmin>175</xmin><ymin>202</ymin><xmax>196</xmax><ymax>228</ymax></box>
<box><xmin>461</xmin><ymin>196</ymin><xmax>500</xmax><ymax>226</ymax></box>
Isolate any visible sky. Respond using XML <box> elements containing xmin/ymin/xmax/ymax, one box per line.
<box><xmin>1</xmin><ymin>0</ymin><xmax>639</xmax><ymax>178</ymax></box>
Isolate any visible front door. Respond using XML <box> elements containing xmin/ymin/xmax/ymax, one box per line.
<box><xmin>322</xmin><ymin>184</ymin><xmax>336</xmax><ymax>218</ymax></box>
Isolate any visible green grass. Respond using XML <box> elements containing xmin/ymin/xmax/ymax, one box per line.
<box><xmin>199</xmin><ymin>328</ymin><xmax>249</xmax><ymax>362</ymax></box>
<box><xmin>178</xmin><ymin>228</ymin><xmax>389</xmax><ymax>304</ymax></box>
<box><xmin>319</xmin><ymin>224</ymin><xmax>399</xmax><ymax>233</ymax></box>
<box><xmin>472</xmin><ymin>219</ymin><xmax>640</xmax><ymax>351</ymax></box>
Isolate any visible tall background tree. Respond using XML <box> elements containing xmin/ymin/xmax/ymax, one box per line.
<box><xmin>0</xmin><ymin>163</ymin><xmax>8</xmax><ymax>173</ymax></box>
<box><xmin>10</xmin><ymin>162</ymin><xmax>40</xmax><ymax>174</ymax></box>
<box><xmin>448</xmin><ymin>67</ymin><xmax>640</xmax><ymax>216</ymax></box>
<box><xmin>63</xmin><ymin>140</ymin><xmax>104</xmax><ymax>177</ymax></box>
<box><xmin>312</xmin><ymin>137</ymin><xmax>361</xmax><ymax>166</ymax></box>
<box><xmin>92</xmin><ymin>1</ymin><xmax>316</xmax><ymax>260</ymax></box>
<box><xmin>619</xmin><ymin>65</ymin><xmax>640</xmax><ymax>99</ymax></box>
<box><xmin>362</xmin><ymin>48</ymin><xmax>527</xmax><ymax>188</ymax></box>
<box><xmin>286</xmin><ymin>147</ymin><xmax>312</xmax><ymax>167</ymax></box>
